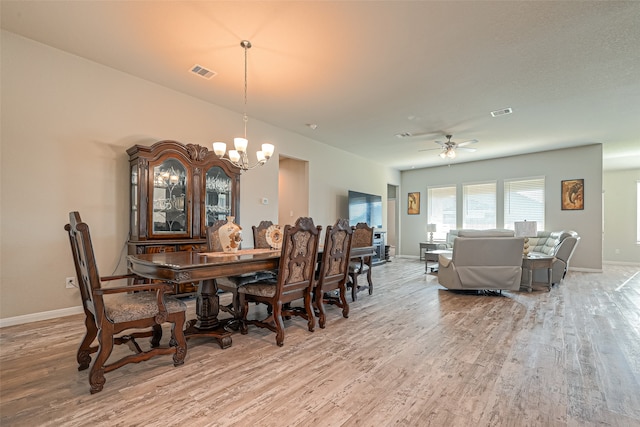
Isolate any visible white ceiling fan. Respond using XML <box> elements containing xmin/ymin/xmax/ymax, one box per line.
<box><xmin>419</xmin><ymin>134</ymin><xmax>479</xmax><ymax>159</ymax></box>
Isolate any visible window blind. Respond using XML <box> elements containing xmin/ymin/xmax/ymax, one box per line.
<box><xmin>504</xmin><ymin>177</ymin><xmax>545</xmax><ymax>231</ymax></box>
<box><xmin>463</xmin><ymin>182</ymin><xmax>496</xmax><ymax>229</ymax></box>
<box><xmin>427</xmin><ymin>186</ymin><xmax>456</xmax><ymax>239</ymax></box>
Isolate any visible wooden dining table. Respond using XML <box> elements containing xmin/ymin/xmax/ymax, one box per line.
<box><xmin>128</xmin><ymin>248</ymin><xmax>279</xmax><ymax>349</ymax></box>
<box><xmin>127</xmin><ymin>245</ymin><xmax>375</xmax><ymax>349</ymax></box>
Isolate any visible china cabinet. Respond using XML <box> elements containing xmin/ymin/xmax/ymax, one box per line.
<box><xmin>127</xmin><ymin>140</ymin><xmax>240</xmax><ymax>292</ymax></box>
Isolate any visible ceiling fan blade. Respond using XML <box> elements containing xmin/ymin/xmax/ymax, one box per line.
<box><xmin>418</xmin><ymin>147</ymin><xmax>443</xmax><ymax>152</ymax></box>
<box><xmin>433</xmin><ymin>141</ymin><xmax>446</xmax><ymax>146</ymax></box>
<box><xmin>456</xmin><ymin>147</ymin><xmax>477</xmax><ymax>152</ymax></box>
<box><xmin>456</xmin><ymin>139</ymin><xmax>479</xmax><ymax>147</ymax></box>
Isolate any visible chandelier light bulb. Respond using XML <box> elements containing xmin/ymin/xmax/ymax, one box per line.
<box><xmin>213</xmin><ymin>142</ymin><xmax>227</xmax><ymax>157</ymax></box>
<box><xmin>262</xmin><ymin>143</ymin><xmax>274</xmax><ymax>159</ymax></box>
<box><xmin>234</xmin><ymin>137</ymin><xmax>248</xmax><ymax>153</ymax></box>
<box><xmin>229</xmin><ymin>150</ymin><xmax>241</xmax><ymax>163</ymax></box>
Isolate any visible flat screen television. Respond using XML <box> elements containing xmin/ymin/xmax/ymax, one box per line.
<box><xmin>348</xmin><ymin>190</ymin><xmax>382</xmax><ymax>229</ymax></box>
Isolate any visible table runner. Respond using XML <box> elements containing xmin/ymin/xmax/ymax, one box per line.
<box><xmin>198</xmin><ymin>248</ymin><xmax>280</xmax><ymax>257</ymax></box>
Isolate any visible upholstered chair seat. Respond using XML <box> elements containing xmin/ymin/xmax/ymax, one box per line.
<box><xmin>103</xmin><ymin>292</ymin><xmax>186</xmax><ymax>323</ymax></box>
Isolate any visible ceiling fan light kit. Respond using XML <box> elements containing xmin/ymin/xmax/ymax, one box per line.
<box><xmin>434</xmin><ymin>134</ymin><xmax>477</xmax><ymax>160</ymax></box>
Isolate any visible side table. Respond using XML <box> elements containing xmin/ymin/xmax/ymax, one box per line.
<box><xmin>419</xmin><ymin>241</ymin><xmax>446</xmax><ymax>260</ymax></box>
<box><xmin>424</xmin><ymin>250</ymin><xmax>451</xmax><ymax>273</ymax></box>
<box><xmin>521</xmin><ymin>254</ymin><xmax>555</xmax><ymax>292</ymax></box>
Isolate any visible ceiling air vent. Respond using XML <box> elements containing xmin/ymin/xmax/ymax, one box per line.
<box><xmin>490</xmin><ymin>107</ymin><xmax>513</xmax><ymax>117</ymax></box>
<box><xmin>190</xmin><ymin>64</ymin><xmax>216</xmax><ymax>80</ymax></box>
<box><xmin>395</xmin><ymin>132</ymin><xmax>413</xmax><ymax>138</ymax></box>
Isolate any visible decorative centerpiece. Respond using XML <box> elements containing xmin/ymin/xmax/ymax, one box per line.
<box><xmin>219</xmin><ymin>216</ymin><xmax>243</xmax><ymax>253</ymax></box>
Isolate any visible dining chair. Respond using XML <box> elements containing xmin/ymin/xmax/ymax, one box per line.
<box><xmin>348</xmin><ymin>222</ymin><xmax>374</xmax><ymax>301</ymax></box>
<box><xmin>252</xmin><ymin>220</ymin><xmax>274</xmax><ymax>248</ymax></box>
<box><xmin>238</xmin><ymin>217</ymin><xmax>321</xmax><ymax>346</ymax></box>
<box><xmin>314</xmin><ymin>218</ymin><xmax>354</xmax><ymax>328</ymax></box>
<box><xmin>65</xmin><ymin>211</ymin><xmax>187</xmax><ymax>394</ymax></box>
<box><xmin>205</xmin><ymin>220</ymin><xmax>277</xmax><ymax>325</ymax></box>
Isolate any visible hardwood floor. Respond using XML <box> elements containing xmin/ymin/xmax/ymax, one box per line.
<box><xmin>1</xmin><ymin>259</ymin><xmax>639</xmax><ymax>426</ymax></box>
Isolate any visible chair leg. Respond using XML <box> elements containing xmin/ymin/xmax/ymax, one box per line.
<box><xmin>305</xmin><ymin>291</ymin><xmax>315</xmax><ymax>332</ymax></box>
<box><xmin>350</xmin><ymin>273</ymin><xmax>358</xmax><ymax>302</ymax></box>
<box><xmin>273</xmin><ymin>302</ymin><xmax>285</xmax><ymax>347</ymax></box>
<box><xmin>366</xmin><ymin>268</ymin><xmax>373</xmax><ymax>295</ymax></box>
<box><xmin>89</xmin><ymin>325</ymin><xmax>114</xmax><ymax>394</ymax></box>
<box><xmin>150</xmin><ymin>324</ymin><xmax>162</xmax><ymax>348</ymax></box>
<box><xmin>77</xmin><ymin>312</ymin><xmax>98</xmax><ymax>371</ymax></box>
<box><xmin>316</xmin><ymin>287</ymin><xmax>327</xmax><ymax>329</ymax></box>
<box><xmin>171</xmin><ymin>313</ymin><xmax>187</xmax><ymax>366</ymax></box>
<box><xmin>339</xmin><ymin>285</ymin><xmax>350</xmax><ymax>319</ymax></box>
<box><xmin>239</xmin><ymin>293</ymin><xmax>249</xmax><ymax>335</ymax></box>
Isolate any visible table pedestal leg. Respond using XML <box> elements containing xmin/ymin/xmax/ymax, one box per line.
<box><xmin>195</xmin><ymin>279</ymin><xmax>220</xmax><ymax>329</ymax></box>
<box><xmin>184</xmin><ymin>278</ymin><xmax>233</xmax><ymax>349</ymax></box>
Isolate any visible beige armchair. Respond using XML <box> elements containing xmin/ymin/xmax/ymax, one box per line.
<box><xmin>437</xmin><ymin>230</ymin><xmax>524</xmax><ymax>291</ymax></box>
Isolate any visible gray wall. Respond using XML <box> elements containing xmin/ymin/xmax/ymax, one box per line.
<box><xmin>603</xmin><ymin>168</ymin><xmax>640</xmax><ymax>263</ymax></box>
<box><xmin>400</xmin><ymin>144</ymin><xmax>603</xmax><ymax>271</ymax></box>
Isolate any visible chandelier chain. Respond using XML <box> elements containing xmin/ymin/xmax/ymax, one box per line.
<box><xmin>242</xmin><ymin>40</ymin><xmax>250</xmax><ymax>140</ymax></box>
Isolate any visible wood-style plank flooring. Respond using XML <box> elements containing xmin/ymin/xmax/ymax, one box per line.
<box><xmin>1</xmin><ymin>258</ymin><xmax>639</xmax><ymax>426</ymax></box>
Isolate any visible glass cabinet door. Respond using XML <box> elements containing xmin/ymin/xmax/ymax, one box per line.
<box><xmin>130</xmin><ymin>165</ymin><xmax>138</xmax><ymax>237</ymax></box>
<box><xmin>205</xmin><ymin>166</ymin><xmax>232</xmax><ymax>226</ymax></box>
<box><xmin>151</xmin><ymin>158</ymin><xmax>188</xmax><ymax>235</ymax></box>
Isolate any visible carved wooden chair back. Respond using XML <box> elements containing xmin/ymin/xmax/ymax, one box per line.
<box><xmin>239</xmin><ymin>217</ymin><xmax>321</xmax><ymax>346</ymax></box>
<box><xmin>314</xmin><ymin>218</ymin><xmax>354</xmax><ymax>328</ymax></box>
<box><xmin>348</xmin><ymin>222</ymin><xmax>374</xmax><ymax>301</ymax></box>
<box><xmin>206</xmin><ymin>219</ymin><xmax>227</xmax><ymax>252</ymax></box>
<box><xmin>352</xmin><ymin>222</ymin><xmax>374</xmax><ymax>249</ymax></box>
<box><xmin>252</xmin><ymin>220</ymin><xmax>274</xmax><ymax>249</ymax></box>
<box><xmin>65</xmin><ymin>211</ymin><xmax>187</xmax><ymax>394</ymax></box>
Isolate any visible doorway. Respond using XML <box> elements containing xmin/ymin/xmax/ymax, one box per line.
<box><xmin>387</xmin><ymin>184</ymin><xmax>399</xmax><ymax>258</ymax></box>
<box><xmin>278</xmin><ymin>156</ymin><xmax>309</xmax><ymax>226</ymax></box>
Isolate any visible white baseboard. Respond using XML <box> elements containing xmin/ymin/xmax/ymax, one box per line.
<box><xmin>0</xmin><ymin>306</ymin><xmax>83</xmax><ymax>328</ymax></box>
<box><xmin>569</xmin><ymin>267</ymin><xmax>603</xmax><ymax>273</ymax></box>
<box><xmin>603</xmin><ymin>260</ymin><xmax>640</xmax><ymax>267</ymax></box>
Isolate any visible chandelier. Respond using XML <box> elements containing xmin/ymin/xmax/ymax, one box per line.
<box><xmin>213</xmin><ymin>40</ymin><xmax>274</xmax><ymax>171</ymax></box>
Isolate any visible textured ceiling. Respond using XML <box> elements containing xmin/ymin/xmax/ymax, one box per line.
<box><xmin>2</xmin><ymin>1</ymin><xmax>639</xmax><ymax>171</ymax></box>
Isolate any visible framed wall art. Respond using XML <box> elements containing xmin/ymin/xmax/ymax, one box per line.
<box><xmin>561</xmin><ymin>179</ymin><xmax>584</xmax><ymax>210</ymax></box>
<box><xmin>408</xmin><ymin>192</ymin><xmax>420</xmax><ymax>215</ymax></box>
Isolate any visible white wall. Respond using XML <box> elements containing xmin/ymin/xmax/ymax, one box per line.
<box><xmin>400</xmin><ymin>144</ymin><xmax>604</xmax><ymax>271</ymax></box>
<box><xmin>603</xmin><ymin>168</ymin><xmax>640</xmax><ymax>263</ymax></box>
<box><xmin>0</xmin><ymin>31</ymin><xmax>400</xmax><ymax>320</ymax></box>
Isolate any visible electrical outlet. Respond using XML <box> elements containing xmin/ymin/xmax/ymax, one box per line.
<box><xmin>65</xmin><ymin>277</ymin><xmax>77</xmax><ymax>288</ymax></box>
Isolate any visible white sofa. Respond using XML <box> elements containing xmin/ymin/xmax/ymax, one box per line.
<box><xmin>442</xmin><ymin>229</ymin><xmax>580</xmax><ymax>286</ymax></box>
<box><xmin>437</xmin><ymin>230</ymin><xmax>524</xmax><ymax>291</ymax></box>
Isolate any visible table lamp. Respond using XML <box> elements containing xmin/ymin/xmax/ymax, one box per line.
<box><xmin>426</xmin><ymin>223</ymin><xmax>437</xmax><ymax>243</ymax></box>
<box><xmin>514</xmin><ymin>220</ymin><xmax>537</xmax><ymax>255</ymax></box>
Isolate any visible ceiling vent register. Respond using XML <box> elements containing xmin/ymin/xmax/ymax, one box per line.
<box><xmin>190</xmin><ymin>64</ymin><xmax>216</xmax><ymax>79</ymax></box>
<box><xmin>490</xmin><ymin>107</ymin><xmax>513</xmax><ymax>117</ymax></box>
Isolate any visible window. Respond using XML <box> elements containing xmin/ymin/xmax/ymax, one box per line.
<box><xmin>504</xmin><ymin>177</ymin><xmax>545</xmax><ymax>231</ymax></box>
<box><xmin>427</xmin><ymin>186</ymin><xmax>456</xmax><ymax>239</ymax></box>
<box><xmin>463</xmin><ymin>182</ymin><xmax>496</xmax><ymax>229</ymax></box>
